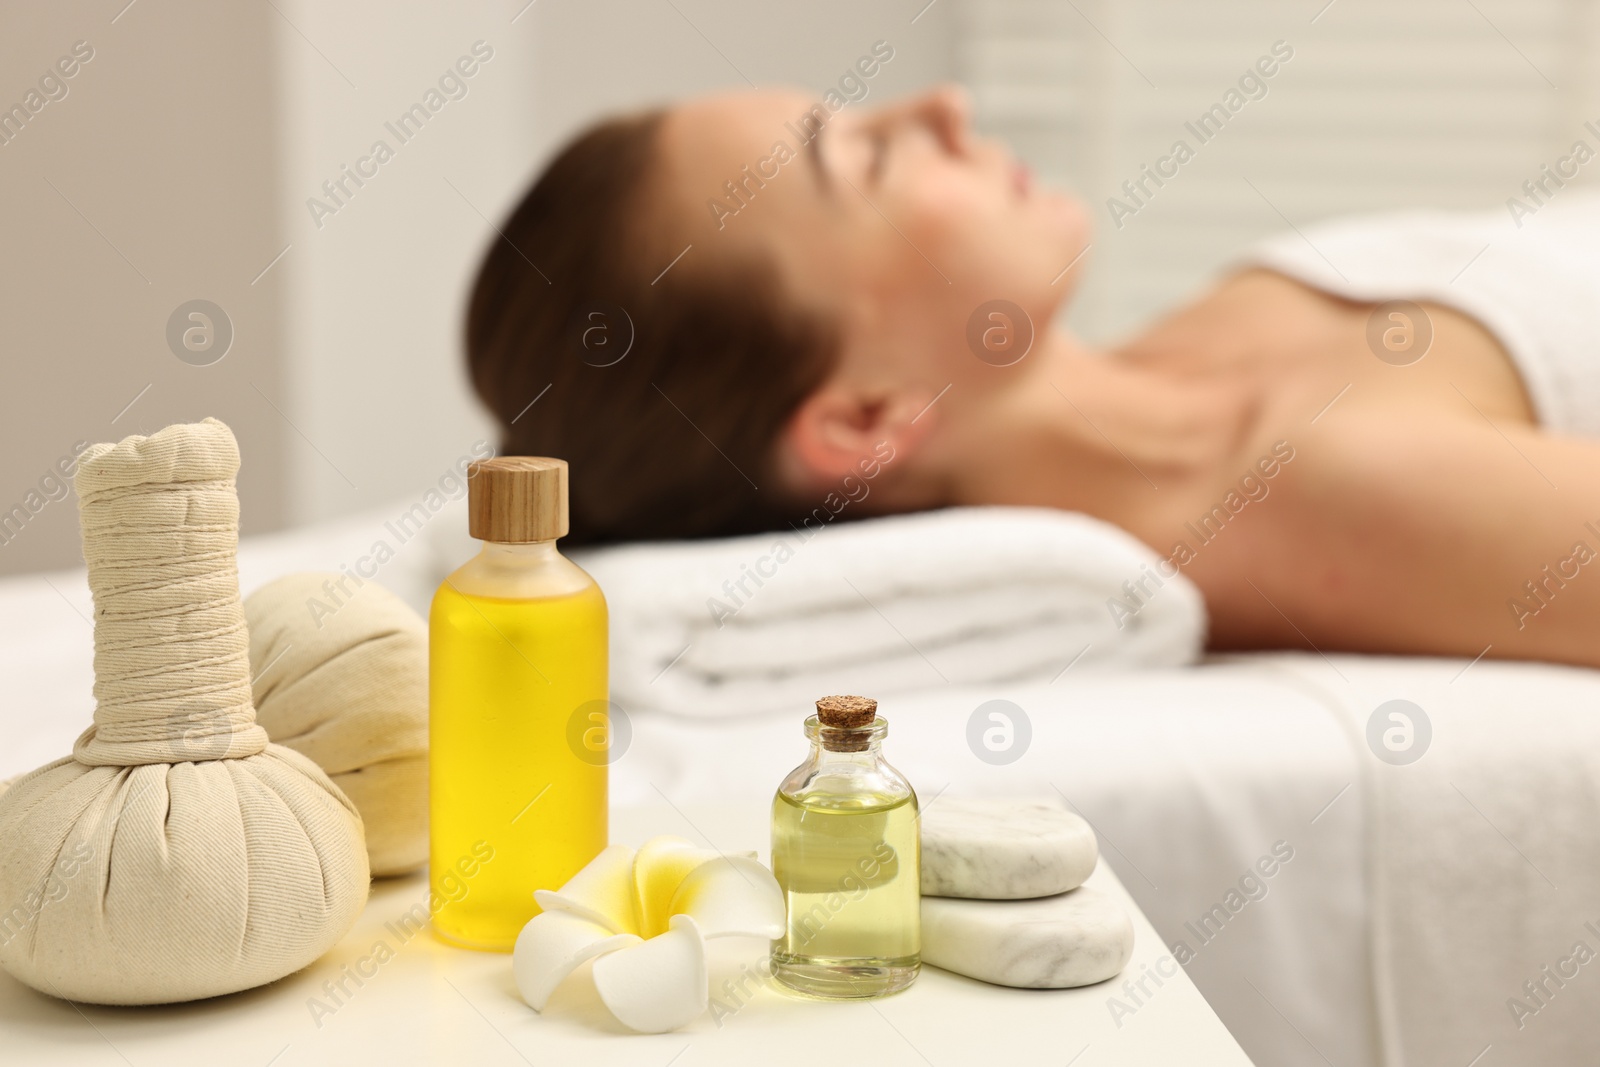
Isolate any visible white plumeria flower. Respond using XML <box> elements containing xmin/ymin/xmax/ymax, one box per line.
<box><xmin>513</xmin><ymin>835</ymin><xmax>785</xmax><ymax>1033</ymax></box>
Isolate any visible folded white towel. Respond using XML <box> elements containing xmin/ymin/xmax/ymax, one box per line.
<box><xmin>570</xmin><ymin>506</ymin><xmax>1207</xmax><ymax>718</ymax></box>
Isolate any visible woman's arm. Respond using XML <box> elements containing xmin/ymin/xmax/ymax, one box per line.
<box><xmin>1202</xmin><ymin>413</ymin><xmax>1600</xmax><ymax>669</ymax></box>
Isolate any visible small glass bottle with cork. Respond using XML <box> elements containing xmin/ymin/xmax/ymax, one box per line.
<box><xmin>770</xmin><ymin>694</ymin><xmax>921</xmax><ymax>998</ymax></box>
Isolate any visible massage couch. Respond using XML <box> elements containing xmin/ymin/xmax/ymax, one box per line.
<box><xmin>4</xmin><ymin>489</ymin><xmax>1597</xmax><ymax>1067</ymax></box>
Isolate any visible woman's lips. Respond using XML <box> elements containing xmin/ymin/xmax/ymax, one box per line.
<box><xmin>1013</xmin><ymin>161</ymin><xmax>1032</xmax><ymax>198</ymax></box>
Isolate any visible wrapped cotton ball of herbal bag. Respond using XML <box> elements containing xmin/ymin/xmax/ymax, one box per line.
<box><xmin>0</xmin><ymin>419</ymin><xmax>369</xmax><ymax>1005</ymax></box>
<box><xmin>246</xmin><ymin>572</ymin><xmax>428</xmax><ymax>876</ymax></box>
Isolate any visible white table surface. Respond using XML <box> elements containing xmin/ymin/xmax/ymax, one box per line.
<box><xmin>0</xmin><ymin>804</ymin><xmax>1254</xmax><ymax>1067</ymax></box>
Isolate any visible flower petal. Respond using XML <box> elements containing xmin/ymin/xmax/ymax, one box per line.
<box><xmin>591</xmin><ymin>914</ymin><xmax>709</xmax><ymax>1033</ymax></box>
<box><xmin>633</xmin><ymin>836</ymin><xmax>722</xmax><ymax>938</ymax></box>
<box><xmin>533</xmin><ymin>843</ymin><xmax>640</xmax><ymax>935</ymax></box>
<box><xmin>513</xmin><ymin>910</ymin><xmax>642</xmax><ymax>1011</ymax></box>
<box><xmin>669</xmin><ymin>855</ymin><xmax>785</xmax><ymax>939</ymax></box>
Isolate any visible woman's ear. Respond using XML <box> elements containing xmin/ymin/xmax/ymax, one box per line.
<box><xmin>777</xmin><ymin>382</ymin><xmax>938</xmax><ymax>492</ymax></box>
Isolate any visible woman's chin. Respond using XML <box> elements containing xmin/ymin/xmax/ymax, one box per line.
<box><xmin>1020</xmin><ymin>190</ymin><xmax>1091</xmax><ymax>276</ymax></box>
<box><xmin>1050</xmin><ymin>192</ymin><xmax>1093</xmax><ymax>254</ymax></box>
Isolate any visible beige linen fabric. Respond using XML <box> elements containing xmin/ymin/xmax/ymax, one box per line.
<box><xmin>0</xmin><ymin>419</ymin><xmax>369</xmax><ymax>1005</ymax></box>
<box><xmin>246</xmin><ymin>572</ymin><xmax>428</xmax><ymax>876</ymax></box>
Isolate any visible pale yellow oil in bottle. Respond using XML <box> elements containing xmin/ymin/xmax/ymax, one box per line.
<box><xmin>770</xmin><ymin>789</ymin><xmax>921</xmax><ymax>995</ymax></box>
<box><xmin>429</xmin><ymin>576</ymin><xmax>608</xmax><ymax>951</ymax></box>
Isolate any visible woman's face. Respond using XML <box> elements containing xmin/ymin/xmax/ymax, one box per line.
<box><xmin>651</xmin><ymin>86</ymin><xmax>1090</xmax><ymax>383</ymax></box>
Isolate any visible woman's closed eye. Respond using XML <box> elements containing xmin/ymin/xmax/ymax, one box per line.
<box><xmin>867</xmin><ymin>130</ymin><xmax>890</xmax><ymax>185</ymax></box>
<box><xmin>821</xmin><ymin>122</ymin><xmax>890</xmax><ymax>189</ymax></box>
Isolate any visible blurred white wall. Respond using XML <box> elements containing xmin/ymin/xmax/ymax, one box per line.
<box><xmin>270</xmin><ymin>2</ymin><xmax>536</xmax><ymax>528</ymax></box>
<box><xmin>0</xmin><ymin>0</ymin><xmax>288</xmax><ymax>576</ymax></box>
<box><xmin>527</xmin><ymin>0</ymin><xmax>957</xmax><ymax>153</ymax></box>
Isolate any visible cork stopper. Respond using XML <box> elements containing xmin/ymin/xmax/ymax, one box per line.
<box><xmin>467</xmin><ymin>457</ymin><xmax>569</xmax><ymax>542</ymax></box>
<box><xmin>815</xmin><ymin>695</ymin><xmax>878</xmax><ymax>752</ymax></box>
<box><xmin>816</xmin><ymin>695</ymin><xmax>878</xmax><ymax>728</ymax></box>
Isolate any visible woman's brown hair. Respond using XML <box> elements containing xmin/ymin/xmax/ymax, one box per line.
<box><xmin>466</xmin><ymin>111</ymin><xmax>838</xmax><ymax>545</ymax></box>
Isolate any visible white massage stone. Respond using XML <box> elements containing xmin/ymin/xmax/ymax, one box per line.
<box><xmin>921</xmin><ymin>797</ymin><xmax>1098</xmax><ymax>899</ymax></box>
<box><xmin>921</xmin><ymin>887</ymin><xmax>1134</xmax><ymax>989</ymax></box>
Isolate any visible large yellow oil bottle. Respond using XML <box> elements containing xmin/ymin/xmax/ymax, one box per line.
<box><xmin>429</xmin><ymin>457</ymin><xmax>609</xmax><ymax>951</ymax></box>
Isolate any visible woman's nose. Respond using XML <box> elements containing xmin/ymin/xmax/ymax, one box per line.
<box><xmin>919</xmin><ymin>84</ymin><xmax>973</xmax><ymax>156</ymax></box>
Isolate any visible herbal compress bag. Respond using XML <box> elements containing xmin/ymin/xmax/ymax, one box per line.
<box><xmin>0</xmin><ymin>419</ymin><xmax>369</xmax><ymax>1005</ymax></box>
<box><xmin>246</xmin><ymin>573</ymin><xmax>428</xmax><ymax>877</ymax></box>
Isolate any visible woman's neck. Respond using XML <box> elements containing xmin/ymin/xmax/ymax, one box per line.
<box><xmin>931</xmin><ymin>327</ymin><xmax>1258</xmax><ymax>517</ymax></box>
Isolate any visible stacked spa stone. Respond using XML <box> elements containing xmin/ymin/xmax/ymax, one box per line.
<box><xmin>919</xmin><ymin>798</ymin><xmax>1134</xmax><ymax>988</ymax></box>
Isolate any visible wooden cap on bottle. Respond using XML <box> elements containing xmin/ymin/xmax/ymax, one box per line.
<box><xmin>467</xmin><ymin>457</ymin><xmax>569</xmax><ymax>542</ymax></box>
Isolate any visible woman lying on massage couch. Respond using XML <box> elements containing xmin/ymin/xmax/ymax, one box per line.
<box><xmin>465</xmin><ymin>85</ymin><xmax>1600</xmax><ymax>670</ymax></box>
